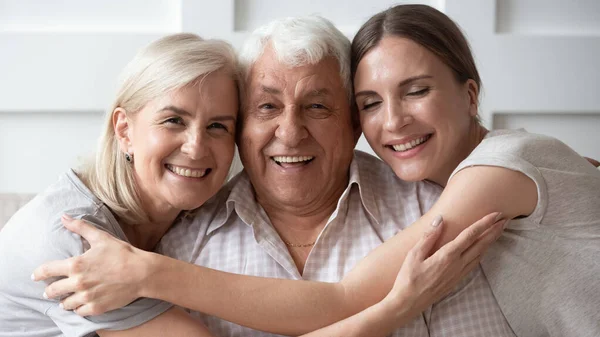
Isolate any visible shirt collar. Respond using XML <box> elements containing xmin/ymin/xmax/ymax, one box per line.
<box><xmin>206</xmin><ymin>170</ymin><xmax>262</xmax><ymax>235</ymax></box>
<box><xmin>347</xmin><ymin>150</ymin><xmax>382</xmax><ymax>225</ymax></box>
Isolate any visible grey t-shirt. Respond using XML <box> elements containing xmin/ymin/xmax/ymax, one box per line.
<box><xmin>451</xmin><ymin>129</ymin><xmax>600</xmax><ymax>337</ymax></box>
<box><xmin>0</xmin><ymin>170</ymin><xmax>172</xmax><ymax>337</ymax></box>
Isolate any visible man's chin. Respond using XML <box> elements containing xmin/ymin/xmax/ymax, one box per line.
<box><xmin>260</xmin><ymin>186</ymin><xmax>318</xmax><ymax>206</ymax></box>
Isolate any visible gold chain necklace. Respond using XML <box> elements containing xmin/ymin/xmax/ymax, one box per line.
<box><xmin>284</xmin><ymin>240</ymin><xmax>316</xmax><ymax>248</ymax></box>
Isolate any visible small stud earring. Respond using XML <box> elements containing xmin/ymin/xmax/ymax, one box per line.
<box><xmin>125</xmin><ymin>153</ymin><xmax>133</xmax><ymax>163</ymax></box>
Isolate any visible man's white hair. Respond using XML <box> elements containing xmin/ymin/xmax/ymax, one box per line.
<box><xmin>239</xmin><ymin>16</ymin><xmax>352</xmax><ymax>100</ymax></box>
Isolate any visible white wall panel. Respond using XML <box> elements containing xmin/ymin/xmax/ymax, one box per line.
<box><xmin>493</xmin><ymin>112</ymin><xmax>600</xmax><ymax>158</ymax></box>
<box><xmin>0</xmin><ymin>34</ymin><xmax>164</xmax><ymax>111</ymax></box>
<box><xmin>446</xmin><ymin>0</ymin><xmax>600</xmax><ymax>159</ymax></box>
<box><xmin>496</xmin><ymin>0</ymin><xmax>600</xmax><ymax>35</ymax></box>
<box><xmin>0</xmin><ymin>0</ymin><xmax>180</xmax><ymax>33</ymax></box>
<box><xmin>233</xmin><ymin>0</ymin><xmax>442</xmax><ymax>35</ymax></box>
<box><xmin>0</xmin><ymin>0</ymin><xmax>182</xmax><ymax>193</ymax></box>
<box><xmin>0</xmin><ymin>111</ymin><xmax>104</xmax><ymax>193</ymax></box>
<box><xmin>1</xmin><ymin>0</ymin><xmax>599</xmax><ymax>194</ymax></box>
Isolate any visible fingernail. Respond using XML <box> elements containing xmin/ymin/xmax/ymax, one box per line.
<box><xmin>62</xmin><ymin>214</ymin><xmax>74</xmax><ymax>221</ymax></box>
<box><xmin>30</xmin><ymin>273</ymin><xmax>35</xmax><ymax>281</ymax></box>
<box><xmin>43</xmin><ymin>292</ymin><xmax>49</xmax><ymax>299</ymax></box>
<box><xmin>502</xmin><ymin>219</ymin><xmax>510</xmax><ymax>230</ymax></box>
<box><xmin>494</xmin><ymin>212</ymin><xmax>504</xmax><ymax>222</ymax></box>
<box><xmin>431</xmin><ymin>215</ymin><xmax>443</xmax><ymax>227</ymax></box>
<box><xmin>59</xmin><ymin>303</ymin><xmax>65</xmax><ymax>310</ymax></box>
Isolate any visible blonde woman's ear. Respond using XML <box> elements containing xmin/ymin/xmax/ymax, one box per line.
<box><xmin>112</xmin><ymin>108</ymin><xmax>132</xmax><ymax>154</ymax></box>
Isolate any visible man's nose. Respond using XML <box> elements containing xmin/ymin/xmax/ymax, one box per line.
<box><xmin>274</xmin><ymin>107</ymin><xmax>308</xmax><ymax>147</ymax></box>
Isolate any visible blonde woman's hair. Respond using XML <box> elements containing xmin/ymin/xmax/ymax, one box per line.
<box><xmin>81</xmin><ymin>33</ymin><xmax>238</xmax><ymax>225</ymax></box>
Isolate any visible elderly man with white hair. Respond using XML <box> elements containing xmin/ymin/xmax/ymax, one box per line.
<box><xmin>30</xmin><ymin>16</ymin><xmax>514</xmax><ymax>337</ymax></box>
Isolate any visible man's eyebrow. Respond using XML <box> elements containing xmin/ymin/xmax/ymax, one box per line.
<box><xmin>306</xmin><ymin>88</ymin><xmax>332</xmax><ymax>97</ymax></box>
<box><xmin>259</xmin><ymin>86</ymin><xmax>281</xmax><ymax>95</ymax></box>
<box><xmin>355</xmin><ymin>75</ymin><xmax>433</xmax><ymax>97</ymax></box>
<box><xmin>157</xmin><ymin>105</ymin><xmax>192</xmax><ymax>116</ymax></box>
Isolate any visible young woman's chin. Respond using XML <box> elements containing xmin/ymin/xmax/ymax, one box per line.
<box><xmin>388</xmin><ymin>160</ymin><xmax>431</xmax><ymax>182</ymax></box>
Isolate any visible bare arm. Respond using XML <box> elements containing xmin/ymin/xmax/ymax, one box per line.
<box><xmin>339</xmin><ymin>166</ymin><xmax>537</xmax><ymax>309</ymax></box>
<box><xmin>97</xmin><ymin>307</ymin><xmax>213</xmax><ymax>337</ymax></box>
<box><xmin>34</xmin><ymin>166</ymin><xmax>526</xmax><ymax>334</ymax></box>
<box><xmin>301</xmin><ymin>213</ymin><xmax>505</xmax><ymax>337</ymax></box>
<box><xmin>34</xmin><ymin>211</ymin><xmax>502</xmax><ymax>335</ymax></box>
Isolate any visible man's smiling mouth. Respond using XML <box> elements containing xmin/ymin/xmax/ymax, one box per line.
<box><xmin>271</xmin><ymin>156</ymin><xmax>315</xmax><ymax>167</ymax></box>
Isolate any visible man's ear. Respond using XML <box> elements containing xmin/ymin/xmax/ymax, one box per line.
<box><xmin>466</xmin><ymin>79</ymin><xmax>479</xmax><ymax>117</ymax></box>
<box><xmin>113</xmin><ymin>107</ymin><xmax>133</xmax><ymax>154</ymax></box>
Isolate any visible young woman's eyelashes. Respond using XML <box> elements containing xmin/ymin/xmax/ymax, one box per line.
<box><xmin>358</xmin><ymin>86</ymin><xmax>431</xmax><ymax>112</ymax></box>
<box><xmin>406</xmin><ymin>87</ymin><xmax>430</xmax><ymax>97</ymax></box>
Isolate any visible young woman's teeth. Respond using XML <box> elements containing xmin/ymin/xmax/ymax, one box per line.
<box><xmin>167</xmin><ymin>165</ymin><xmax>208</xmax><ymax>178</ymax></box>
<box><xmin>392</xmin><ymin>135</ymin><xmax>431</xmax><ymax>152</ymax></box>
<box><xmin>272</xmin><ymin>156</ymin><xmax>314</xmax><ymax>164</ymax></box>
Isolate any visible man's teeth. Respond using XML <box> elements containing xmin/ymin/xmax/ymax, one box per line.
<box><xmin>272</xmin><ymin>156</ymin><xmax>314</xmax><ymax>163</ymax></box>
<box><xmin>392</xmin><ymin>135</ymin><xmax>430</xmax><ymax>152</ymax></box>
<box><xmin>167</xmin><ymin>165</ymin><xmax>208</xmax><ymax>178</ymax></box>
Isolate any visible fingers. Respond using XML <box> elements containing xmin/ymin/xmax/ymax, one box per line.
<box><xmin>43</xmin><ymin>275</ymin><xmax>85</xmax><ymax>300</ymax></box>
<box><xmin>441</xmin><ymin>212</ymin><xmax>503</xmax><ymax>256</ymax></box>
<box><xmin>74</xmin><ymin>303</ymin><xmax>102</xmax><ymax>317</ymax></box>
<box><xmin>62</xmin><ymin>215</ymin><xmax>107</xmax><ymax>244</ymax></box>
<box><xmin>461</xmin><ymin>219</ymin><xmax>506</xmax><ymax>263</ymax></box>
<box><xmin>61</xmin><ymin>290</ymin><xmax>104</xmax><ymax>314</ymax></box>
<box><xmin>32</xmin><ymin>258</ymin><xmax>73</xmax><ymax>281</ymax></box>
<box><xmin>412</xmin><ymin>215</ymin><xmax>444</xmax><ymax>261</ymax></box>
<box><xmin>436</xmin><ymin>255</ymin><xmax>482</xmax><ymax>300</ymax></box>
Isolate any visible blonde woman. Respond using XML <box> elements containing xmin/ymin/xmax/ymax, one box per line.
<box><xmin>0</xmin><ymin>33</ymin><xmax>239</xmax><ymax>336</ymax></box>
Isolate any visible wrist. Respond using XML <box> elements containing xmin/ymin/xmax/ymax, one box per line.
<box><xmin>137</xmin><ymin>250</ymin><xmax>164</xmax><ymax>299</ymax></box>
<box><xmin>380</xmin><ymin>291</ymin><xmax>417</xmax><ymax>329</ymax></box>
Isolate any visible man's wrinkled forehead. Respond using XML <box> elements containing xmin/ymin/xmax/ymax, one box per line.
<box><xmin>247</xmin><ymin>48</ymin><xmax>345</xmax><ymax>100</ymax></box>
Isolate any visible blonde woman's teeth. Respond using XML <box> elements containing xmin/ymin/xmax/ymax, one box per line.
<box><xmin>167</xmin><ymin>165</ymin><xmax>207</xmax><ymax>178</ymax></box>
<box><xmin>392</xmin><ymin>135</ymin><xmax>430</xmax><ymax>152</ymax></box>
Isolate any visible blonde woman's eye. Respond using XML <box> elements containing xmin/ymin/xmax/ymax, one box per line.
<box><xmin>164</xmin><ymin>117</ymin><xmax>184</xmax><ymax>125</ymax></box>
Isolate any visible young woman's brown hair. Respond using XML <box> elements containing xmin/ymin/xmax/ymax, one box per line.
<box><xmin>351</xmin><ymin>4</ymin><xmax>481</xmax><ymax>95</ymax></box>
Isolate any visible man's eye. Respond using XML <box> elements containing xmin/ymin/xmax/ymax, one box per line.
<box><xmin>308</xmin><ymin>103</ymin><xmax>326</xmax><ymax>109</ymax></box>
<box><xmin>407</xmin><ymin>88</ymin><xmax>430</xmax><ymax>96</ymax></box>
<box><xmin>208</xmin><ymin>122</ymin><xmax>228</xmax><ymax>131</ymax></box>
<box><xmin>259</xmin><ymin>103</ymin><xmax>275</xmax><ymax>110</ymax></box>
